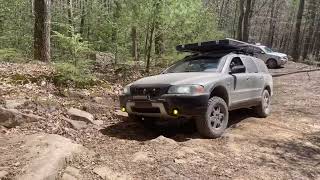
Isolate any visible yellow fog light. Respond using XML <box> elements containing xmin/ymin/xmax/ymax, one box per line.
<box><xmin>172</xmin><ymin>109</ymin><xmax>179</xmax><ymax>116</ymax></box>
<box><xmin>121</xmin><ymin>107</ymin><xmax>126</xmax><ymax>112</ymax></box>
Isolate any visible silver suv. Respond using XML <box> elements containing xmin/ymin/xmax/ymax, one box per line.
<box><xmin>226</xmin><ymin>38</ymin><xmax>288</xmax><ymax>68</ymax></box>
<box><xmin>119</xmin><ymin>41</ymin><xmax>273</xmax><ymax>138</ymax></box>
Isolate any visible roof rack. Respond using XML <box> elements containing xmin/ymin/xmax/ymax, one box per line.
<box><xmin>176</xmin><ymin>39</ymin><xmax>251</xmax><ymax>55</ymax></box>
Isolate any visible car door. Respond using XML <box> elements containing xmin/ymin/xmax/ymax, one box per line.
<box><xmin>229</xmin><ymin>56</ymin><xmax>251</xmax><ymax>104</ymax></box>
<box><xmin>242</xmin><ymin>57</ymin><xmax>264</xmax><ymax>100</ymax></box>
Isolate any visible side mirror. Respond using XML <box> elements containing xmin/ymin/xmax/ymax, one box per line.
<box><xmin>230</xmin><ymin>65</ymin><xmax>246</xmax><ymax>74</ymax></box>
<box><xmin>260</xmin><ymin>51</ymin><xmax>266</xmax><ymax>54</ymax></box>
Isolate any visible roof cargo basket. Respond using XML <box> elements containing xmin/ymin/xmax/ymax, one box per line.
<box><xmin>176</xmin><ymin>39</ymin><xmax>249</xmax><ymax>54</ymax></box>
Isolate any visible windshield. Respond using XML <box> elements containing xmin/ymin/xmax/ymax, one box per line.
<box><xmin>262</xmin><ymin>46</ymin><xmax>273</xmax><ymax>53</ymax></box>
<box><xmin>166</xmin><ymin>57</ymin><xmax>222</xmax><ymax>73</ymax></box>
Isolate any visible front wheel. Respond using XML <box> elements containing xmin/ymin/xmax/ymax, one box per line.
<box><xmin>267</xmin><ymin>59</ymin><xmax>278</xmax><ymax>69</ymax></box>
<box><xmin>254</xmin><ymin>89</ymin><xmax>271</xmax><ymax>118</ymax></box>
<box><xmin>196</xmin><ymin>96</ymin><xmax>229</xmax><ymax>138</ymax></box>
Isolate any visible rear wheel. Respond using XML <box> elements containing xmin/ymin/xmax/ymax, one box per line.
<box><xmin>254</xmin><ymin>89</ymin><xmax>271</xmax><ymax>118</ymax></box>
<box><xmin>266</xmin><ymin>59</ymin><xmax>278</xmax><ymax>69</ymax></box>
<box><xmin>196</xmin><ymin>96</ymin><xmax>229</xmax><ymax>138</ymax></box>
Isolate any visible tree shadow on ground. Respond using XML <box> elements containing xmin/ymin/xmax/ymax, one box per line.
<box><xmin>256</xmin><ymin>131</ymin><xmax>320</xmax><ymax>179</ymax></box>
<box><xmin>100</xmin><ymin>108</ymin><xmax>259</xmax><ymax>142</ymax></box>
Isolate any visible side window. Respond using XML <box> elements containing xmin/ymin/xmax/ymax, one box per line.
<box><xmin>230</xmin><ymin>57</ymin><xmax>245</xmax><ymax>73</ymax></box>
<box><xmin>243</xmin><ymin>57</ymin><xmax>258</xmax><ymax>73</ymax></box>
<box><xmin>253</xmin><ymin>47</ymin><xmax>263</xmax><ymax>54</ymax></box>
<box><xmin>254</xmin><ymin>59</ymin><xmax>269</xmax><ymax>73</ymax></box>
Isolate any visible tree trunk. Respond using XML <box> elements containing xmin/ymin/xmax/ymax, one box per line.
<box><xmin>267</xmin><ymin>0</ymin><xmax>276</xmax><ymax>47</ymax></box>
<box><xmin>146</xmin><ymin>23</ymin><xmax>155</xmax><ymax>73</ymax></box>
<box><xmin>79</xmin><ymin>0</ymin><xmax>87</xmax><ymax>36</ymax></box>
<box><xmin>112</xmin><ymin>1</ymin><xmax>121</xmax><ymax>43</ymax></box>
<box><xmin>237</xmin><ymin>0</ymin><xmax>245</xmax><ymax>41</ymax></box>
<box><xmin>291</xmin><ymin>0</ymin><xmax>305</xmax><ymax>61</ymax></box>
<box><xmin>218</xmin><ymin>0</ymin><xmax>225</xmax><ymax>29</ymax></box>
<box><xmin>313</xmin><ymin>18</ymin><xmax>320</xmax><ymax>60</ymax></box>
<box><xmin>131</xmin><ymin>26</ymin><xmax>138</xmax><ymax>61</ymax></box>
<box><xmin>232</xmin><ymin>0</ymin><xmax>239</xmax><ymax>38</ymax></box>
<box><xmin>243</xmin><ymin>0</ymin><xmax>252</xmax><ymax>42</ymax></box>
<box><xmin>302</xmin><ymin>0</ymin><xmax>317</xmax><ymax>60</ymax></box>
<box><xmin>34</xmin><ymin>0</ymin><xmax>51</xmax><ymax>62</ymax></box>
<box><xmin>67</xmin><ymin>0</ymin><xmax>74</xmax><ymax>31</ymax></box>
<box><xmin>154</xmin><ymin>0</ymin><xmax>164</xmax><ymax>57</ymax></box>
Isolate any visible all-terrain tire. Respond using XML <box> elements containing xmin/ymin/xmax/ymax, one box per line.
<box><xmin>196</xmin><ymin>96</ymin><xmax>229</xmax><ymax>138</ymax></box>
<box><xmin>266</xmin><ymin>59</ymin><xmax>278</xmax><ymax>69</ymax></box>
<box><xmin>254</xmin><ymin>89</ymin><xmax>271</xmax><ymax>118</ymax></box>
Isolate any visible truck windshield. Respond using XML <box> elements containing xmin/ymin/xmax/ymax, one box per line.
<box><xmin>166</xmin><ymin>57</ymin><xmax>222</xmax><ymax>73</ymax></box>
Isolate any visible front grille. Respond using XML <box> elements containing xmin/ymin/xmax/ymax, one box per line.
<box><xmin>131</xmin><ymin>85</ymin><xmax>169</xmax><ymax>98</ymax></box>
<box><xmin>131</xmin><ymin>107</ymin><xmax>160</xmax><ymax>113</ymax></box>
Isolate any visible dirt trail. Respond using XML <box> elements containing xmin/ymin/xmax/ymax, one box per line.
<box><xmin>75</xmin><ymin>61</ymin><xmax>320</xmax><ymax>180</ymax></box>
<box><xmin>1</xmin><ymin>61</ymin><xmax>320</xmax><ymax>179</ymax></box>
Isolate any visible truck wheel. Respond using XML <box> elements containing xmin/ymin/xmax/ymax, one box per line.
<box><xmin>266</xmin><ymin>59</ymin><xmax>278</xmax><ymax>69</ymax></box>
<box><xmin>196</xmin><ymin>96</ymin><xmax>229</xmax><ymax>138</ymax></box>
<box><xmin>254</xmin><ymin>89</ymin><xmax>271</xmax><ymax>118</ymax></box>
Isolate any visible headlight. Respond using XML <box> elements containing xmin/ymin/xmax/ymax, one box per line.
<box><xmin>168</xmin><ymin>85</ymin><xmax>205</xmax><ymax>94</ymax></box>
<box><xmin>122</xmin><ymin>86</ymin><xmax>130</xmax><ymax>95</ymax></box>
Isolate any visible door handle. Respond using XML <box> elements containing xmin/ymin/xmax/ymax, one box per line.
<box><xmin>246</xmin><ymin>77</ymin><xmax>250</xmax><ymax>80</ymax></box>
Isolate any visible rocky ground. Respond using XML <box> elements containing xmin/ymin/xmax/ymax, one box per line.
<box><xmin>0</xmin><ymin>61</ymin><xmax>320</xmax><ymax>180</ymax></box>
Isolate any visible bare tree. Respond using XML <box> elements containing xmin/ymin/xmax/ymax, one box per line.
<box><xmin>242</xmin><ymin>0</ymin><xmax>253</xmax><ymax>42</ymax></box>
<box><xmin>237</xmin><ymin>0</ymin><xmax>245</xmax><ymax>41</ymax></box>
<box><xmin>267</xmin><ymin>0</ymin><xmax>276</xmax><ymax>47</ymax></box>
<box><xmin>302</xmin><ymin>0</ymin><xmax>317</xmax><ymax>60</ymax></box>
<box><xmin>291</xmin><ymin>0</ymin><xmax>305</xmax><ymax>61</ymax></box>
<box><xmin>34</xmin><ymin>0</ymin><xmax>51</xmax><ymax>62</ymax></box>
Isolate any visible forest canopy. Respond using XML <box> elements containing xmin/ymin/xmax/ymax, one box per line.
<box><xmin>0</xmin><ymin>0</ymin><xmax>319</xmax><ymax>72</ymax></box>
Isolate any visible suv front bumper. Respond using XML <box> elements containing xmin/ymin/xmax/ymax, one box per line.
<box><xmin>119</xmin><ymin>94</ymin><xmax>209</xmax><ymax>119</ymax></box>
<box><xmin>277</xmin><ymin>58</ymin><xmax>288</xmax><ymax>66</ymax></box>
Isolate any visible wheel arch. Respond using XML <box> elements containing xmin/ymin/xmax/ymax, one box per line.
<box><xmin>264</xmin><ymin>85</ymin><xmax>272</xmax><ymax>96</ymax></box>
<box><xmin>209</xmin><ymin>86</ymin><xmax>229</xmax><ymax>106</ymax></box>
<box><xmin>266</xmin><ymin>58</ymin><xmax>278</xmax><ymax>68</ymax></box>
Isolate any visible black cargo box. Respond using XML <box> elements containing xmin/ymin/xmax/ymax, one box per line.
<box><xmin>176</xmin><ymin>39</ymin><xmax>248</xmax><ymax>54</ymax></box>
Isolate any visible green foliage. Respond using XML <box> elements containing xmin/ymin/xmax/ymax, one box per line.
<box><xmin>53</xmin><ymin>26</ymin><xmax>91</xmax><ymax>64</ymax></box>
<box><xmin>53</xmin><ymin>61</ymin><xmax>96</xmax><ymax>88</ymax></box>
<box><xmin>52</xmin><ymin>25</ymin><xmax>96</xmax><ymax>88</ymax></box>
<box><xmin>0</xmin><ymin>48</ymin><xmax>27</xmax><ymax>62</ymax></box>
<box><xmin>0</xmin><ymin>0</ymin><xmax>33</xmax><ymax>56</ymax></box>
<box><xmin>1</xmin><ymin>0</ymin><xmax>226</xmax><ymax>80</ymax></box>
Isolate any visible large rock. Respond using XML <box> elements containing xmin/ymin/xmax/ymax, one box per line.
<box><xmin>114</xmin><ymin>110</ymin><xmax>128</xmax><ymax>117</ymax></box>
<box><xmin>132</xmin><ymin>151</ymin><xmax>154</xmax><ymax>163</ymax></box>
<box><xmin>95</xmin><ymin>52</ymin><xmax>115</xmax><ymax>66</ymax></box>
<box><xmin>0</xmin><ymin>107</ymin><xmax>44</xmax><ymax>128</ymax></box>
<box><xmin>16</xmin><ymin>133</ymin><xmax>84</xmax><ymax>180</ymax></box>
<box><xmin>61</xmin><ymin>166</ymin><xmax>81</xmax><ymax>180</ymax></box>
<box><xmin>149</xmin><ymin>136</ymin><xmax>178</xmax><ymax>146</ymax></box>
<box><xmin>4</xmin><ymin>99</ymin><xmax>26</xmax><ymax>109</ymax></box>
<box><xmin>68</xmin><ymin>108</ymin><xmax>94</xmax><ymax>124</ymax></box>
<box><xmin>63</xmin><ymin>117</ymin><xmax>88</xmax><ymax>130</ymax></box>
<box><xmin>93</xmin><ymin>166</ymin><xmax>130</xmax><ymax>180</ymax></box>
<box><xmin>0</xmin><ymin>170</ymin><xmax>8</xmax><ymax>179</ymax></box>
